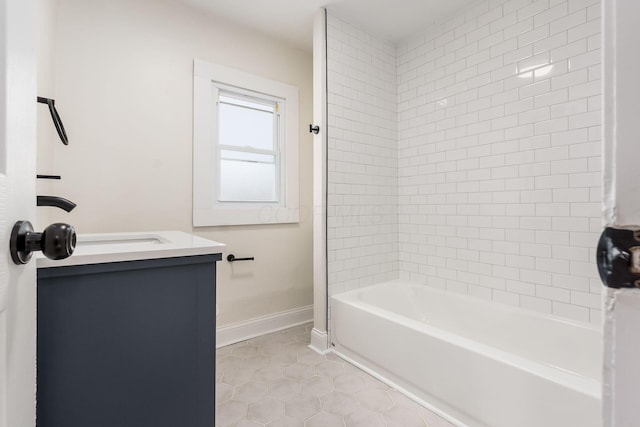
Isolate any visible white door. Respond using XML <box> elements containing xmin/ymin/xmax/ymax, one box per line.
<box><xmin>0</xmin><ymin>0</ymin><xmax>38</xmax><ymax>426</ymax></box>
<box><xmin>602</xmin><ymin>0</ymin><xmax>640</xmax><ymax>426</ymax></box>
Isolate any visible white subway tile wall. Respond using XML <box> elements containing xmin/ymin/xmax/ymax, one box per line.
<box><xmin>397</xmin><ymin>0</ymin><xmax>601</xmax><ymax>324</ymax></box>
<box><xmin>327</xmin><ymin>0</ymin><xmax>602</xmax><ymax>326</ymax></box>
<box><xmin>327</xmin><ymin>14</ymin><xmax>399</xmax><ymax>299</ymax></box>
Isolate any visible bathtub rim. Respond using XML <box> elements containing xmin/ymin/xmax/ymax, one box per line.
<box><xmin>332</xmin><ymin>279</ymin><xmax>601</xmax><ymax>334</ymax></box>
<box><xmin>330</xmin><ymin>280</ymin><xmax>602</xmax><ymax>400</ymax></box>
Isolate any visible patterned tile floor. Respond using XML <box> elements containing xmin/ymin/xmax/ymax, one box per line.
<box><xmin>215</xmin><ymin>323</ymin><xmax>455</xmax><ymax>427</ymax></box>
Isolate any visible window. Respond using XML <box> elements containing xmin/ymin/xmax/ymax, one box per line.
<box><xmin>193</xmin><ymin>60</ymin><xmax>299</xmax><ymax>226</ymax></box>
<box><xmin>216</xmin><ymin>88</ymin><xmax>282</xmax><ymax>203</ymax></box>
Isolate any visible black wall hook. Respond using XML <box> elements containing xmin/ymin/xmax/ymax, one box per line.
<box><xmin>309</xmin><ymin>124</ymin><xmax>320</xmax><ymax>134</ymax></box>
<box><xmin>38</xmin><ymin>96</ymin><xmax>69</xmax><ymax>145</ymax></box>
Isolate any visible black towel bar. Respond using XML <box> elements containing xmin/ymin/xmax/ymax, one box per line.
<box><xmin>227</xmin><ymin>254</ymin><xmax>254</xmax><ymax>262</ymax></box>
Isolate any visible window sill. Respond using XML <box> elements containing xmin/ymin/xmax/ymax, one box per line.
<box><xmin>193</xmin><ymin>207</ymin><xmax>300</xmax><ymax>227</ymax></box>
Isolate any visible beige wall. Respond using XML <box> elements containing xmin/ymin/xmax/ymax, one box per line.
<box><xmin>37</xmin><ymin>0</ymin><xmax>314</xmax><ymax>326</ymax></box>
<box><xmin>36</xmin><ymin>0</ymin><xmax>58</xmax><ymax>196</ymax></box>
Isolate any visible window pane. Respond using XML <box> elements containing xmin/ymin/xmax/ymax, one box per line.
<box><xmin>220</xmin><ymin>150</ymin><xmax>273</xmax><ymax>163</ymax></box>
<box><xmin>219</xmin><ymin>100</ymin><xmax>275</xmax><ymax>151</ymax></box>
<box><xmin>219</xmin><ymin>159</ymin><xmax>277</xmax><ymax>202</ymax></box>
<box><xmin>220</xmin><ymin>94</ymin><xmax>274</xmax><ymax>112</ymax></box>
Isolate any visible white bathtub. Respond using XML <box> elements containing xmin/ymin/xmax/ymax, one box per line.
<box><xmin>331</xmin><ymin>280</ymin><xmax>602</xmax><ymax>427</ymax></box>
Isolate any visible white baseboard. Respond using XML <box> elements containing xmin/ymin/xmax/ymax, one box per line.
<box><xmin>216</xmin><ymin>305</ymin><xmax>313</xmax><ymax>348</ymax></box>
<box><xmin>308</xmin><ymin>328</ymin><xmax>330</xmax><ymax>354</ymax></box>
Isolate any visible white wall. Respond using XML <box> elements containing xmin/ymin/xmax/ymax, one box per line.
<box><xmin>36</xmin><ymin>0</ymin><xmax>58</xmax><ymax>196</ymax></box>
<box><xmin>326</xmin><ymin>14</ymin><xmax>399</xmax><ymax>302</ymax></box>
<box><xmin>327</xmin><ymin>0</ymin><xmax>602</xmax><ymax>324</ymax></box>
<box><xmin>37</xmin><ymin>0</ymin><xmax>313</xmax><ymax>326</ymax></box>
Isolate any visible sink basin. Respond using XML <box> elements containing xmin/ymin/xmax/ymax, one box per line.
<box><xmin>77</xmin><ymin>235</ymin><xmax>168</xmax><ymax>247</ymax></box>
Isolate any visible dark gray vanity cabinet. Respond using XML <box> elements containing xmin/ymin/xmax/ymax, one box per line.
<box><xmin>36</xmin><ymin>254</ymin><xmax>220</xmax><ymax>427</ymax></box>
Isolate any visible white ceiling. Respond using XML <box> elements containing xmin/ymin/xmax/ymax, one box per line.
<box><xmin>177</xmin><ymin>0</ymin><xmax>477</xmax><ymax>52</ymax></box>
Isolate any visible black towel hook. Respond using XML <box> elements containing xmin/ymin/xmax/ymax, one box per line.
<box><xmin>37</xmin><ymin>96</ymin><xmax>68</xmax><ymax>145</ymax></box>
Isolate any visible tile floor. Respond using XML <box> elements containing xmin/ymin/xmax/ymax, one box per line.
<box><xmin>215</xmin><ymin>323</ymin><xmax>454</xmax><ymax>427</ymax></box>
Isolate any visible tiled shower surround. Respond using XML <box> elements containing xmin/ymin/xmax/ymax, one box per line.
<box><xmin>327</xmin><ymin>17</ymin><xmax>400</xmax><ymax>295</ymax></box>
<box><xmin>328</xmin><ymin>0</ymin><xmax>602</xmax><ymax>326</ymax></box>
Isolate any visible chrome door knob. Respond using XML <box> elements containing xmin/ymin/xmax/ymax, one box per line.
<box><xmin>9</xmin><ymin>221</ymin><xmax>76</xmax><ymax>265</ymax></box>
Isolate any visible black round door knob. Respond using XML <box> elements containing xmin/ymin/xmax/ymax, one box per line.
<box><xmin>10</xmin><ymin>221</ymin><xmax>76</xmax><ymax>265</ymax></box>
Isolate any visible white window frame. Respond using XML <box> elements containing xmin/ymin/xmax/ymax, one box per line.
<box><xmin>193</xmin><ymin>59</ymin><xmax>299</xmax><ymax>226</ymax></box>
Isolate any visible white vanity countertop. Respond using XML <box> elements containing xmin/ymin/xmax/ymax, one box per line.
<box><xmin>37</xmin><ymin>231</ymin><xmax>225</xmax><ymax>268</ymax></box>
